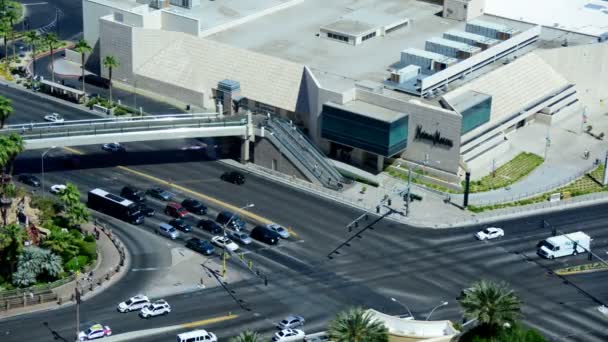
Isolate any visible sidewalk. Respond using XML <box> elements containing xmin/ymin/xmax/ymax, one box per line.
<box><xmin>0</xmin><ymin>222</ymin><xmax>129</xmax><ymax>319</ymax></box>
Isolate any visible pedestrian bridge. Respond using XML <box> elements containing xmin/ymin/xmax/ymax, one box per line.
<box><xmin>2</xmin><ymin>113</ymin><xmax>250</xmax><ymax>150</ymax></box>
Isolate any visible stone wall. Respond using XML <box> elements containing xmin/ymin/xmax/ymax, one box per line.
<box><xmin>252</xmin><ymin>137</ymin><xmax>309</xmax><ymax>182</ymax></box>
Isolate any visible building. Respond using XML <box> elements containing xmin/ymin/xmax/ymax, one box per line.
<box><xmin>443</xmin><ymin>0</ymin><xmax>486</xmax><ymax>21</ymax></box>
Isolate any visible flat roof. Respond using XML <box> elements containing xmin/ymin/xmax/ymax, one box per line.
<box><xmin>467</xmin><ymin>19</ymin><xmax>518</xmax><ymax>34</ymax></box>
<box><xmin>333</xmin><ymin>100</ymin><xmax>408</xmax><ymax>123</ymax></box>
<box><xmin>426</xmin><ymin>37</ymin><xmax>481</xmax><ymax>53</ymax></box>
<box><xmin>444</xmin><ymin>30</ymin><xmax>499</xmax><ymax>44</ymax></box>
<box><xmin>445</xmin><ymin>90</ymin><xmax>491</xmax><ymax>112</ymax></box>
<box><xmin>402</xmin><ymin>47</ymin><xmax>458</xmax><ymax>63</ymax></box>
<box><xmin>320</xmin><ymin>8</ymin><xmax>407</xmax><ymax>37</ymax></box>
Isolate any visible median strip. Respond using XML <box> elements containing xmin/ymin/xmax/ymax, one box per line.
<box><xmin>180</xmin><ymin>313</ymin><xmax>239</xmax><ymax>328</ymax></box>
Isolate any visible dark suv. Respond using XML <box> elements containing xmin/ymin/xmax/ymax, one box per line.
<box><xmin>216</xmin><ymin>211</ymin><xmax>246</xmax><ymax>231</ymax></box>
<box><xmin>18</xmin><ymin>174</ymin><xmax>41</xmax><ymax>187</ymax></box>
<box><xmin>121</xmin><ymin>186</ymin><xmax>146</xmax><ymax>203</ymax></box>
<box><xmin>169</xmin><ymin>218</ymin><xmax>193</xmax><ymax>232</ymax></box>
<box><xmin>251</xmin><ymin>226</ymin><xmax>280</xmax><ymax>245</ymax></box>
<box><xmin>181</xmin><ymin>198</ymin><xmax>208</xmax><ymax>215</ymax></box>
<box><xmin>220</xmin><ymin>171</ymin><xmax>245</xmax><ymax>185</ymax></box>
<box><xmin>197</xmin><ymin>219</ymin><xmax>222</xmax><ymax>234</ymax></box>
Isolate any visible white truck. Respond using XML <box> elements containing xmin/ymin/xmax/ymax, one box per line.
<box><xmin>537</xmin><ymin>231</ymin><xmax>591</xmax><ymax>259</ymax></box>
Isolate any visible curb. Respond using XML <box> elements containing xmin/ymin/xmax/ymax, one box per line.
<box><xmin>555</xmin><ymin>266</ymin><xmax>608</xmax><ymax>276</ymax></box>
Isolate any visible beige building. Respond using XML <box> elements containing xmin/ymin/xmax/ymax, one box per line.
<box><xmin>443</xmin><ymin>0</ymin><xmax>485</xmax><ymax>22</ymax></box>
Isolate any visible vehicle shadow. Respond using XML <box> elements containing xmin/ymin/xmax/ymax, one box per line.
<box><xmin>42</xmin><ymin>321</ymin><xmax>70</xmax><ymax>342</ymax></box>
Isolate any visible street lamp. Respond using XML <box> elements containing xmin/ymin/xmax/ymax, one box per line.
<box><xmin>41</xmin><ymin>146</ymin><xmax>56</xmax><ymax>196</ymax></box>
<box><xmin>221</xmin><ymin>203</ymin><xmax>254</xmax><ymax>278</ymax></box>
<box><xmin>391</xmin><ymin>297</ymin><xmax>414</xmax><ymax>320</ymax></box>
<box><xmin>426</xmin><ymin>301</ymin><xmax>448</xmax><ymax>321</ymax></box>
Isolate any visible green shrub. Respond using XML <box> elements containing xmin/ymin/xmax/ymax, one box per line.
<box><xmin>30</xmin><ymin>196</ymin><xmax>58</xmax><ymax>221</ymax></box>
<box><xmin>84</xmin><ymin>234</ymin><xmax>96</xmax><ymax>243</ymax></box>
<box><xmin>65</xmin><ymin>255</ymin><xmax>89</xmax><ymax>272</ymax></box>
<box><xmin>76</xmin><ymin>240</ymin><xmax>97</xmax><ymax>261</ymax></box>
<box><xmin>114</xmin><ymin>107</ymin><xmax>128</xmax><ymax>116</ymax></box>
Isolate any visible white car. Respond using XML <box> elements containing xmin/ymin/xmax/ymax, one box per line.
<box><xmin>180</xmin><ymin>142</ymin><xmax>207</xmax><ymax>151</ymax></box>
<box><xmin>44</xmin><ymin>113</ymin><xmax>64</xmax><ymax>122</ymax></box>
<box><xmin>475</xmin><ymin>227</ymin><xmax>504</xmax><ymax>241</ymax></box>
<box><xmin>102</xmin><ymin>142</ymin><xmax>126</xmax><ymax>153</ymax></box>
<box><xmin>78</xmin><ymin>323</ymin><xmax>112</xmax><ymax>341</ymax></box>
<box><xmin>267</xmin><ymin>223</ymin><xmax>290</xmax><ymax>239</ymax></box>
<box><xmin>117</xmin><ymin>294</ymin><xmax>150</xmax><ymax>312</ymax></box>
<box><xmin>211</xmin><ymin>235</ymin><xmax>239</xmax><ymax>252</ymax></box>
<box><xmin>50</xmin><ymin>184</ymin><xmax>66</xmax><ymax>195</ymax></box>
<box><xmin>139</xmin><ymin>300</ymin><xmax>171</xmax><ymax>318</ymax></box>
<box><xmin>272</xmin><ymin>329</ymin><xmax>305</xmax><ymax>342</ymax></box>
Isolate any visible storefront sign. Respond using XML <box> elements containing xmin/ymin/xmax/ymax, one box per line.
<box><xmin>414</xmin><ymin>125</ymin><xmax>453</xmax><ymax>148</ymax></box>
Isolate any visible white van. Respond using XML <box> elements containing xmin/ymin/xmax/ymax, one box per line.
<box><xmin>176</xmin><ymin>329</ymin><xmax>217</xmax><ymax>342</ymax></box>
<box><xmin>537</xmin><ymin>231</ymin><xmax>591</xmax><ymax>259</ymax></box>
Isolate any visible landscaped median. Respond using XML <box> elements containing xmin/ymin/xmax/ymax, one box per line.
<box><xmin>554</xmin><ymin>262</ymin><xmax>608</xmax><ymax>276</ymax></box>
<box><xmin>466</xmin><ymin>152</ymin><xmax>544</xmax><ymax>192</ymax></box>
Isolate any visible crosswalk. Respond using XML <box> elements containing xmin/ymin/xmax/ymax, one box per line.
<box><xmin>35</xmin><ymin>8</ymin><xmax>64</xmax><ymax>35</ymax></box>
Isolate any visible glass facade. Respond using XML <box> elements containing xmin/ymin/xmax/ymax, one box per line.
<box><xmin>461</xmin><ymin>96</ymin><xmax>492</xmax><ymax>134</ymax></box>
<box><xmin>321</xmin><ymin>105</ymin><xmax>408</xmax><ymax>157</ymax></box>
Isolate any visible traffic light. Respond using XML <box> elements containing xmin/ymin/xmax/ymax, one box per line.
<box><xmin>376</xmin><ymin>206</ymin><xmax>380</xmax><ymax>213</ymax></box>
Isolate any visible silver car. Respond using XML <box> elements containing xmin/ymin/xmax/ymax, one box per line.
<box><xmin>267</xmin><ymin>223</ymin><xmax>290</xmax><ymax>239</ymax></box>
<box><xmin>277</xmin><ymin>315</ymin><xmax>305</xmax><ymax>329</ymax></box>
<box><xmin>157</xmin><ymin>223</ymin><xmax>179</xmax><ymax>240</ymax></box>
<box><xmin>228</xmin><ymin>231</ymin><xmax>252</xmax><ymax>245</ymax></box>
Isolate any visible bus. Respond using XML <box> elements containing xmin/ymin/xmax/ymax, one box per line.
<box><xmin>88</xmin><ymin>188</ymin><xmax>145</xmax><ymax>225</ymax></box>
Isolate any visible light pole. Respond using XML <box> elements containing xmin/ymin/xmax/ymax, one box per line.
<box><xmin>391</xmin><ymin>297</ymin><xmax>414</xmax><ymax>319</ymax></box>
<box><xmin>426</xmin><ymin>301</ymin><xmax>448</xmax><ymax>321</ymax></box>
<box><xmin>41</xmin><ymin>146</ymin><xmax>56</xmax><ymax>196</ymax></box>
<box><xmin>221</xmin><ymin>203</ymin><xmax>254</xmax><ymax>278</ymax></box>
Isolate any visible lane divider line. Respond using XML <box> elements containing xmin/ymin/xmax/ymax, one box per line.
<box><xmin>181</xmin><ymin>314</ymin><xmax>239</xmax><ymax>328</ymax></box>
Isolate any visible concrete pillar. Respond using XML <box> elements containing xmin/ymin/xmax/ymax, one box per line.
<box><xmin>376</xmin><ymin>155</ymin><xmax>384</xmax><ymax>173</ymax></box>
<box><xmin>240</xmin><ymin>138</ymin><xmax>250</xmax><ymax>164</ymax></box>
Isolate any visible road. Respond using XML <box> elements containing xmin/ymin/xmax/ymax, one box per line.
<box><xmin>0</xmin><ymin>88</ymin><xmax>607</xmax><ymax>341</ymax></box>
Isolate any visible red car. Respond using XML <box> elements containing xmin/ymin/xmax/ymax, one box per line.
<box><xmin>165</xmin><ymin>202</ymin><xmax>188</xmax><ymax>218</ymax></box>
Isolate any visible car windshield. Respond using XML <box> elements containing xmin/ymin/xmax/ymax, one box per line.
<box><xmin>483</xmin><ymin>228</ymin><xmax>491</xmax><ymax>234</ymax></box>
<box><xmin>124</xmin><ymin>299</ymin><xmax>133</xmax><ymax>305</ymax></box>
<box><xmin>281</xmin><ymin>319</ymin><xmax>288</xmax><ymax>324</ymax></box>
<box><xmin>85</xmin><ymin>328</ymin><xmax>93</xmax><ymax>335</ymax></box>
<box><xmin>539</xmin><ymin>241</ymin><xmax>555</xmax><ymax>250</ymax></box>
<box><xmin>169</xmin><ymin>228</ymin><xmax>176</xmax><ymax>233</ymax></box>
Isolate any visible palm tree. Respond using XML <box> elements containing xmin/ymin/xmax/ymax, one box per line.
<box><xmin>0</xmin><ymin>94</ymin><xmax>12</xmax><ymax>128</ymax></box>
<box><xmin>58</xmin><ymin>182</ymin><xmax>81</xmax><ymax>207</ymax></box>
<box><xmin>4</xmin><ymin>8</ymin><xmax>19</xmax><ymax>60</ymax></box>
<box><xmin>230</xmin><ymin>331</ymin><xmax>259</xmax><ymax>342</ymax></box>
<box><xmin>23</xmin><ymin>30</ymin><xmax>39</xmax><ymax>77</ymax></box>
<box><xmin>0</xmin><ymin>223</ymin><xmax>27</xmax><ymax>278</ymax></box>
<box><xmin>328</xmin><ymin>307</ymin><xmax>389</xmax><ymax>342</ymax></box>
<box><xmin>102</xmin><ymin>55</ymin><xmax>119</xmax><ymax>107</ymax></box>
<box><xmin>41</xmin><ymin>229</ymin><xmax>79</xmax><ymax>261</ymax></box>
<box><xmin>0</xmin><ymin>20</ymin><xmax>11</xmax><ymax>66</ymax></box>
<box><xmin>43</xmin><ymin>33</ymin><xmax>60</xmax><ymax>83</ymax></box>
<box><xmin>5</xmin><ymin>133</ymin><xmax>24</xmax><ymax>176</ymax></box>
<box><xmin>459</xmin><ymin>280</ymin><xmax>521</xmax><ymax>336</ymax></box>
<box><xmin>64</xmin><ymin>202</ymin><xmax>90</xmax><ymax>228</ymax></box>
<box><xmin>74</xmin><ymin>39</ymin><xmax>92</xmax><ymax>94</ymax></box>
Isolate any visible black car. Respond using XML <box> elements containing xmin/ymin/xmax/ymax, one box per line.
<box><xmin>137</xmin><ymin>204</ymin><xmax>155</xmax><ymax>217</ymax></box>
<box><xmin>181</xmin><ymin>198</ymin><xmax>208</xmax><ymax>215</ymax></box>
<box><xmin>216</xmin><ymin>211</ymin><xmax>246</xmax><ymax>231</ymax></box>
<box><xmin>185</xmin><ymin>238</ymin><xmax>215</xmax><ymax>255</ymax></box>
<box><xmin>18</xmin><ymin>174</ymin><xmax>41</xmax><ymax>187</ymax></box>
<box><xmin>146</xmin><ymin>187</ymin><xmax>174</xmax><ymax>201</ymax></box>
<box><xmin>220</xmin><ymin>171</ymin><xmax>245</xmax><ymax>185</ymax></box>
<box><xmin>121</xmin><ymin>186</ymin><xmax>146</xmax><ymax>203</ymax></box>
<box><xmin>169</xmin><ymin>218</ymin><xmax>193</xmax><ymax>232</ymax></box>
<box><xmin>197</xmin><ymin>219</ymin><xmax>223</xmax><ymax>234</ymax></box>
<box><xmin>251</xmin><ymin>226</ymin><xmax>280</xmax><ymax>245</ymax></box>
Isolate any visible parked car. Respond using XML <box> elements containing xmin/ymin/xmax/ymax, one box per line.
<box><xmin>156</xmin><ymin>223</ymin><xmax>179</xmax><ymax>240</ymax></box>
<box><xmin>50</xmin><ymin>184</ymin><xmax>67</xmax><ymax>195</ymax></box>
<box><xmin>139</xmin><ymin>300</ymin><xmax>171</xmax><ymax>318</ymax></box>
<box><xmin>117</xmin><ymin>295</ymin><xmax>150</xmax><ymax>313</ymax></box>
<box><xmin>147</xmin><ymin>187</ymin><xmax>174</xmax><ymax>201</ymax></box>
<box><xmin>177</xmin><ymin>329</ymin><xmax>217</xmax><ymax>342</ymax></box>
<box><xmin>216</xmin><ymin>211</ymin><xmax>246</xmax><ymax>231</ymax></box>
<box><xmin>272</xmin><ymin>329</ymin><xmax>305</xmax><ymax>342</ymax></box>
<box><xmin>18</xmin><ymin>174</ymin><xmax>41</xmax><ymax>187</ymax></box>
<box><xmin>165</xmin><ymin>202</ymin><xmax>188</xmax><ymax>218</ymax></box>
<box><xmin>220</xmin><ymin>171</ymin><xmax>245</xmax><ymax>185</ymax></box>
<box><xmin>185</xmin><ymin>238</ymin><xmax>215</xmax><ymax>255</ymax></box>
<box><xmin>44</xmin><ymin>112</ymin><xmax>64</xmax><ymax>122</ymax></box>
<box><xmin>211</xmin><ymin>235</ymin><xmax>239</xmax><ymax>252</ymax></box>
<box><xmin>277</xmin><ymin>315</ymin><xmax>305</xmax><ymax>329</ymax></box>
<box><xmin>198</xmin><ymin>219</ymin><xmax>223</xmax><ymax>234</ymax></box>
<box><xmin>169</xmin><ymin>218</ymin><xmax>193</xmax><ymax>232</ymax></box>
<box><xmin>475</xmin><ymin>227</ymin><xmax>504</xmax><ymax>241</ymax></box>
<box><xmin>227</xmin><ymin>231</ymin><xmax>252</xmax><ymax>245</ymax></box>
<box><xmin>78</xmin><ymin>323</ymin><xmax>112</xmax><ymax>341</ymax></box>
<box><xmin>121</xmin><ymin>186</ymin><xmax>146</xmax><ymax>203</ymax></box>
<box><xmin>137</xmin><ymin>204</ymin><xmax>155</xmax><ymax>217</ymax></box>
<box><xmin>251</xmin><ymin>226</ymin><xmax>280</xmax><ymax>245</ymax></box>
<box><xmin>181</xmin><ymin>198</ymin><xmax>207</xmax><ymax>215</ymax></box>
<box><xmin>102</xmin><ymin>142</ymin><xmax>126</xmax><ymax>153</ymax></box>
<box><xmin>267</xmin><ymin>223</ymin><xmax>290</xmax><ymax>239</ymax></box>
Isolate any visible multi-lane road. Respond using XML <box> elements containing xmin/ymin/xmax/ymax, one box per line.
<box><xmin>1</xmin><ymin>87</ymin><xmax>608</xmax><ymax>341</ymax></box>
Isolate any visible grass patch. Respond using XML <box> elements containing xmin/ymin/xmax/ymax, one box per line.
<box><xmin>385</xmin><ymin>166</ymin><xmax>461</xmax><ymax>193</ymax></box>
<box><xmin>468</xmin><ymin>164</ymin><xmax>608</xmax><ymax>213</ymax></box>
<box><xmin>466</xmin><ymin>152</ymin><xmax>544</xmax><ymax>192</ymax></box>
<box><xmin>555</xmin><ymin>262</ymin><xmax>608</xmax><ymax>275</ymax></box>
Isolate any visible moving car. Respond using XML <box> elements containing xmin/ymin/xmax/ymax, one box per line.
<box><xmin>475</xmin><ymin>227</ymin><xmax>504</xmax><ymax>241</ymax></box>
<box><xmin>165</xmin><ymin>202</ymin><xmax>189</xmax><ymax>218</ymax></box>
<box><xmin>137</xmin><ymin>204</ymin><xmax>155</xmax><ymax>217</ymax></box>
<box><xmin>44</xmin><ymin>112</ymin><xmax>64</xmax><ymax>122</ymax></box>
<box><xmin>18</xmin><ymin>174</ymin><xmax>41</xmax><ymax>187</ymax></box>
<box><xmin>121</xmin><ymin>186</ymin><xmax>146</xmax><ymax>203</ymax></box>
<box><xmin>181</xmin><ymin>198</ymin><xmax>208</xmax><ymax>215</ymax></box>
<box><xmin>147</xmin><ymin>187</ymin><xmax>174</xmax><ymax>201</ymax></box>
<box><xmin>211</xmin><ymin>235</ymin><xmax>239</xmax><ymax>252</ymax></box>
<box><xmin>177</xmin><ymin>330</ymin><xmax>217</xmax><ymax>342</ymax></box>
<box><xmin>50</xmin><ymin>184</ymin><xmax>66</xmax><ymax>195</ymax></box>
<box><xmin>180</xmin><ymin>142</ymin><xmax>207</xmax><ymax>151</ymax></box>
<box><xmin>198</xmin><ymin>219</ymin><xmax>223</xmax><ymax>234</ymax></box>
<box><xmin>537</xmin><ymin>231</ymin><xmax>591</xmax><ymax>259</ymax></box>
<box><xmin>139</xmin><ymin>300</ymin><xmax>171</xmax><ymax>318</ymax></box>
<box><xmin>185</xmin><ymin>238</ymin><xmax>215</xmax><ymax>255</ymax></box>
<box><xmin>102</xmin><ymin>142</ymin><xmax>126</xmax><ymax>153</ymax></box>
<box><xmin>156</xmin><ymin>223</ymin><xmax>179</xmax><ymax>240</ymax></box>
<box><xmin>216</xmin><ymin>211</ymin><xmax>246</xmax><ymax>231</ymax></box>
<box><xmin>227</xmin><ymin>231</ymin><xmax>252</xmax><ymax>245</ymax></box>
<box><xmin>117</xmin><ymin>295</ymin><xmax>150</xmax><ymax>312</ymax></box>
<box><xmin>220</xmin><ymin>171</ymin><xmax>246</xmax><ymax>185</ymax></box>
<box><xmin>251</xmin><ymin>226</ymin><xmax>280</xmax><ymax>245</ymax></box>
<box><xmin>267</xmin><ymin>223</ymin><xmax>290</xmax><ymax>239</ymax></box>
<box><xmin>169</xmin><ymin>218</ymin><xmax>193</xmax><ymax>232</ymax></box>
<box><xmin>277</xmin><ymin>315</ymin><xmax>305</xmax><ymax>329</ymax></box>
<box><xmin>78</xmin><ymin>323</ymin><xmax>112</xmax><ymax>341</ymax></box>
<box><xmin>272</xmin><ymin>329</ymin><xmax>305</xmax><ymax>342</ymax></box>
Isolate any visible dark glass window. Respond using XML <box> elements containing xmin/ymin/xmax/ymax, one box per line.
<box><xmin>461</xmin><ymin>96</ymin><xmax>491</xmax><ymax>134</ymax></box>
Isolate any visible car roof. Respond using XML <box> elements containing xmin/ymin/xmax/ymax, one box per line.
<box><xmin>285</xmin><ymin>315</ymin><xmax>303</xmax><ymax>320</ymax></box>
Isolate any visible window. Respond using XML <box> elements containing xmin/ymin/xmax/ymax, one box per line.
<box><xmin>327</xmin><ymin>32</ymin><xmax>349</xmax><ymax>42</ymax></box>
<box><xmin>362</xmin><ymin>31</ymin><xmax>376</xmax><ymax>41</ymax></box>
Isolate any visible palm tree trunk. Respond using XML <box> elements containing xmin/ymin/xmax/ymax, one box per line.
<box><xmin>3</xmin><ymin>36</ymin><xmax>7</xmax><ymax>66</ymax></box>
<box><xmin>109</xmin><ymin>67</ymin><xmax>113</xmax><ymax>106</ymax></box>
<box><xmin>81</xmin><ymin>53</ymin><xmax>86</xmax><ymax>94</ymax></box>
<box><xmin>31</xmin><ymin>45</ymin><xmax>36</xmax><ymax>77</ymax></box>
<box><xmin>50</xmin><ymin>46</ymin><xmax>55</xmax><ymax>83</ymax></box>
<box><xmin>0</xmin><ymin>116</ymin><xmax>4</xmax><ymax>128</ymax></box>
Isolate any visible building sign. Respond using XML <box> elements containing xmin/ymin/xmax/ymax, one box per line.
<box><xmin>414</xmin><ymin>125</ymin><xmax>453</xmax><ymax>148</ymax></box>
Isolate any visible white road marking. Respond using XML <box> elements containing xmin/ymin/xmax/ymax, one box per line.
<box><xmin>23</xmin><ymin>2</ymin><xmax>48</xmax><ymax>6</ymax></box>
<box><xmin>131</xmin><ymin>267</ymin><xmax>159</xmax><ymax>272</ymax></box>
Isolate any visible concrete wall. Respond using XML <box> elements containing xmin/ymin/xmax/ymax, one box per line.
<box><xmin>135</xmin><ymin>73</ymin><xmax>206</xmax><ymax>107</ymax></box>
<box><xmin>443</xmin><ymin>0</ymin><xmax>485</xmax><ymax>21</ymax></box>
<box><xmin>252</xmin><ymin>137</ymin><xmax>308</xmax><ymax>181</ymax></box>
<box><xmin>161</xmin><ymin>10</ymin><xmax>200</xmax><ymax>36</ymax></box>
<box><xmin>83</xmin><ymin>0</ymin><xmax>145</xmax><ymax>47</ymax></box>
<box><xmin>99</xmin><ymin>16</ymin><xmax>134</xmax><ymax>81</ymax></box>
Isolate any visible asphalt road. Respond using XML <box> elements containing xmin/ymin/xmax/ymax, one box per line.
<box><xmin>0</xmin><ymin>88</ymin><xmax>607</xmax><ymax>341</ymax></box>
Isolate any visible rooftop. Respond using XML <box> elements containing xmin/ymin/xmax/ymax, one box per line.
<box><xmin>341</xmin><ymin>100</ymin><xmax>407</xmax><ymax>123</ymax></box>
<box><xmin>320</xmin><ymin>8</ymin><xmax>407</xmax><ymax>37</ymax></box>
